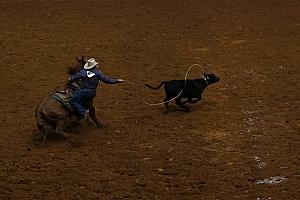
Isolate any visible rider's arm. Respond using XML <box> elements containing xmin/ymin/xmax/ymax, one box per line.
<box><xmin>97</xmin><ymin>70</ymin><xmax>119</xmax><ymax>84</ymax></box>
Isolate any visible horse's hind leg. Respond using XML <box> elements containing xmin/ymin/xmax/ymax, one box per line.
<box><xmin>55</xmin><ymin>120</ymin><xmax>67</xmax><ymax>139</ymax></box>
<box><xmin>42</xmin><ymin>129</ymin><xmax>51</xmax><ymax>144</ymax></box>
<box><xmin>37</xmin><ymin>117</ymin><xmax>54</xmax><ymax>144</ymax></box>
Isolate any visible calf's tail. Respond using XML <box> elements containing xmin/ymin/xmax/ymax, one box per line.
<box><xmin>145</xmin><ymin>81</ymin><xmax>167</xmax><ymax>90</ymax></box>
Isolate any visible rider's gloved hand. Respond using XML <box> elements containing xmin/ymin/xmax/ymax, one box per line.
<box><xmin>117</xmin><ymin>79</ymin><xmax>124</xmax><ymax>83</ymax></box>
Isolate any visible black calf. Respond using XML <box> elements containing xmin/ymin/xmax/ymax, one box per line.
<box><xmin>145</xmin><ymin>73</ymin><xmax>220</xmax><ymax>112</ymax></box>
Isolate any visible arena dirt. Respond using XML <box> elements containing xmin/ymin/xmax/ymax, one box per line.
<box><xmin>0</xmin><ymin>0</ymin><xmax>299</xmax><ymax>199</ymax></box>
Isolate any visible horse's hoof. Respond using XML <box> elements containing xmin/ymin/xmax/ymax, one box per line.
<box><xmin>42</xmin><ymin>136</ymin><xmax>47</xmax><ymax>144</ymax></box>
<box><xmin>97</xmin><ymin>124</ymin><xmax>104</xmax><ymax>129</ymax></box>
<box><xmin>61</xmin><ymin>133</ymin><xmax>68</xmax><ymax>139</ymax></box>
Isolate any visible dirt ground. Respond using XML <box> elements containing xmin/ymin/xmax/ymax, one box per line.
<box><xmin>0</xmin><ymin>0</ymin><xmax>299</xmax><ymax>199</ymax></box>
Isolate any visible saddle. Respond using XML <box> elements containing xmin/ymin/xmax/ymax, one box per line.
<box><xmin>52</xmin><ymin>90</ymin><xmax>74</xmax><ymax>111</ymax></box>
<box><xmin>51</xmin><ymin>82</ymin><xmax>81</xmax><ymax>112</ymax></box>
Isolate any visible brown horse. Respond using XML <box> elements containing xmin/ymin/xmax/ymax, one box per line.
<box><xmin>35</xmin><ymin>56</ymin><xmax>103</xmax><ymax>143</ymax></box>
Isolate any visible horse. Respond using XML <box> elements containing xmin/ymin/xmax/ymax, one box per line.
<box><xmin>35</xmin><ymin>56</ymin><xmax>103</xmax><ymax>143</ymax></box>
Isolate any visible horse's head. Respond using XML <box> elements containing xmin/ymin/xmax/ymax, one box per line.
<box><xmin>65</xmin><ymin>56</ymin><xmax>87</xmax><ymax>90</ymax></box>
<box><xmin>68</xmin><ymin>56</ymin><xmax>86</xmax><ymax>75</ymax></box>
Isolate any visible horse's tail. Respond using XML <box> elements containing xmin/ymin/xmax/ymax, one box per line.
<box><xmin>145</xmin><ymin>81</ymin><xmax>167</xmax><ymax>90</ymax></box>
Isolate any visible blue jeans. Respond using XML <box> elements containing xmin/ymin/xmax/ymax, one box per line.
<box><xmin>70</xmin><ymin>89</ymin><xmax>96</xmax><ymax>116</ymax></box>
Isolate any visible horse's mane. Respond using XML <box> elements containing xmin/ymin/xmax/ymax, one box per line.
<box><xmin>68</xmin><ymin>56</ymin><xmax>86</xmax><ymax>75</ymax></box>
<box><xmin>68</xmin><ymin>66</ymin><xmax>80</xmax><ymax>75</ymax></box>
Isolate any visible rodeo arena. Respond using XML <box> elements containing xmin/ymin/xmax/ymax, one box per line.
<box><xmin>0</xmin><ymin>0</ymin><xmax>299</xmax><ymax>199</ymax></box>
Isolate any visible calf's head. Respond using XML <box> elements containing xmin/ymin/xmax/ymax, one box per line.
<box><xmin>203</xmin><ymin>73</ymin><xmax>220</xmax><ymax>85</ymax></box>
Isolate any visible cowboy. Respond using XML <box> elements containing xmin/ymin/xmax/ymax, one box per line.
<box><xmin>68</xmin><ymin>57</ymin><xmax>123</xmax><ymax>119</ymax></box>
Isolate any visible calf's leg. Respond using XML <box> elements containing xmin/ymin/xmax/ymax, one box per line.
<box><xmin>175</xmin><ymin>97</ymin><xmax>190</xmax><ymax>112</ymax></box>
<box><xmin>188</xmin><ymin>97</ymin><xmax>201</xmax><ymax>104</ymax></box>
<box><xmin>163</xmin><ymin>94</ymin><xmax>173</xmax><ymax>112</ymax></box>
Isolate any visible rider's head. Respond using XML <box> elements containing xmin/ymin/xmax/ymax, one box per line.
<box><xmin>84</xmin><ymin>58</ymin><xmax>98</xmax><ymax>70</ymax></box>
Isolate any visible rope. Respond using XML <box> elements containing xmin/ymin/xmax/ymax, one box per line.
<box><xmin>121</xmin><ymin>80</ymin><xmax>137</xmax><ymax>85</ymax></box>
<box><xmin>143</xmin><ymin>63</ymin><xmax>205</xmax><ymax>106</ymax></box>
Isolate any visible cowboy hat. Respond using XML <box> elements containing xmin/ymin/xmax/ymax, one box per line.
<box><xmin>84</xmin><ymin>58</ymin><xmax>98</xmax><ymax>69</ymax></box>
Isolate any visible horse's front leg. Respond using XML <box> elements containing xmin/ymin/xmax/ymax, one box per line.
<box><xmin>88</xmin><ymin>106</ymin><xmax>104</xmax><ymax>128</ymax></box>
